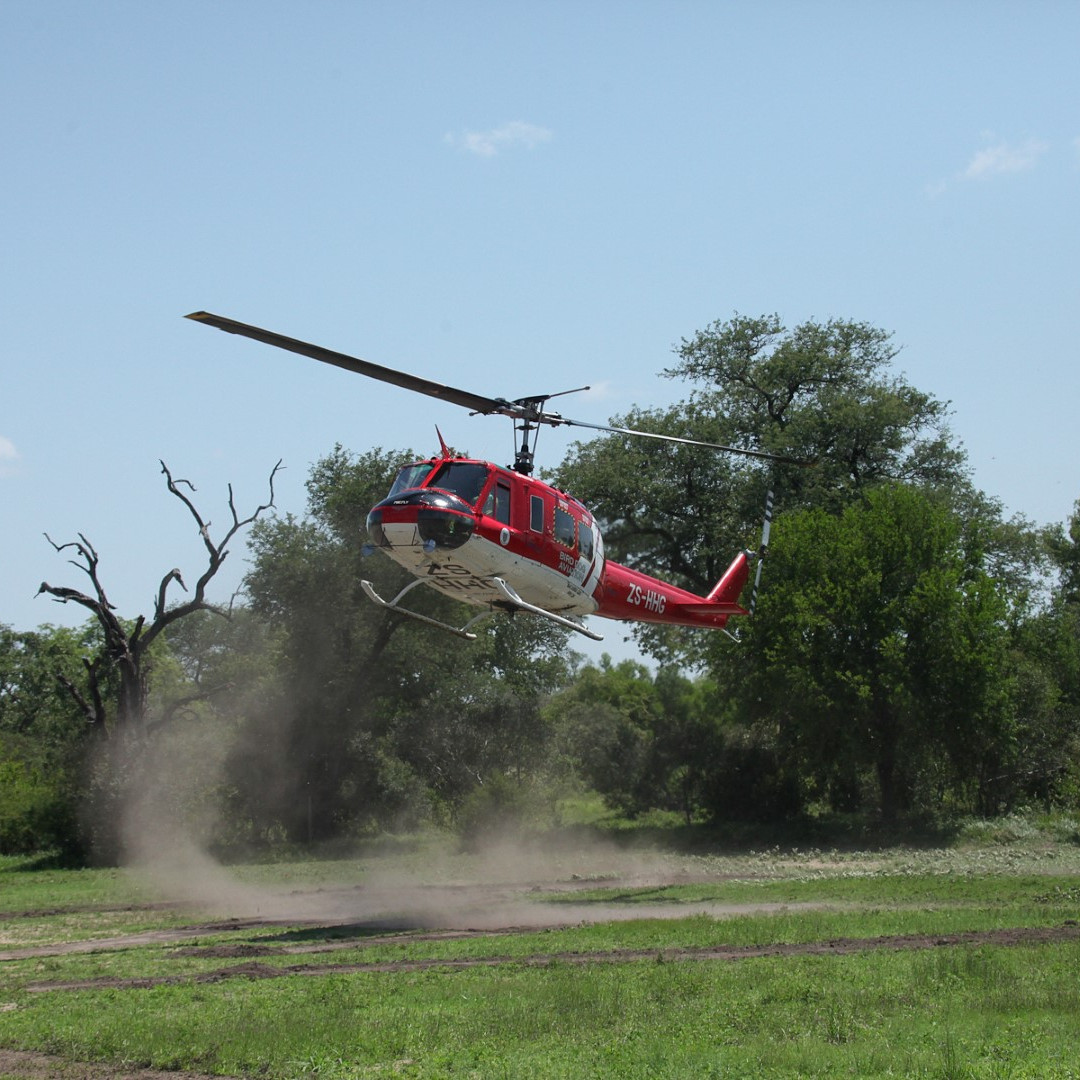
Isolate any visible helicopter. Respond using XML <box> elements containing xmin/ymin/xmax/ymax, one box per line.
<box><xmin>186</xmin><ymin>312</ymin><xmax>798</xmax><ymax>642</ymax></box>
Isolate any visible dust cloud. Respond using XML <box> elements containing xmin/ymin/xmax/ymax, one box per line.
<box><xmin>112</xmin><ymin>725</ymin><xmax>758</xmax><ymax>933</ymax></box>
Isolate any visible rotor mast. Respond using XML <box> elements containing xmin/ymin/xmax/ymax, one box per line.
<box><xmin>506</xmin><ymin>386</ymin><xmax>591</xmax><ymax>475</ymax></box>
<box><xmin>512</xmin><ymin>406</ymin><xmax>541</xmax><ymax>475</ymax></box>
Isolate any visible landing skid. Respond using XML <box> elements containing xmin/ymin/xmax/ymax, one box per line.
<box><xmin>359</xmin><ymin>576</ymin><xmax>604</xmax><ymax>642</ymax></box>
<box><xmin>360</xmin><ymin>578</ymin><xmax>495</xmax><ymax>640</ymax></box>
<box><xmin>491</xmin><ymin>577</ymin><xmax>604</xmax><ymax>641</ymax></box>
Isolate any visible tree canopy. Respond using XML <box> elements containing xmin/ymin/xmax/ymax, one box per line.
<box><xmin>235</xmin><ymin>444</ymin><xmax>577</xmax><ymax>843</ymax></box>
<box><xmin>670</xmin><ymin>313</ymin><xmax>966</xmax><ymax>503</ymax></box>
<box><xmin>556</xmin><ymin>313</ymin><xmax>1016</xmax><ymax>665</ymax></box>
<box><xmin>6</xmin><ymin>314</ymin><xmax>1080</xmax><ymax>861</ymax></box>
<box><xmin>735</xmin><ymin>483</ymin><xmax>1014</xmax><ymax>819</ymax></box>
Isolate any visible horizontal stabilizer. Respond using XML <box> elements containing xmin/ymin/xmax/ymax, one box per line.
<box><xmin>677</xmin><ymin>598</ymin><xmax>748</xmax><ymax>616</ymax></box>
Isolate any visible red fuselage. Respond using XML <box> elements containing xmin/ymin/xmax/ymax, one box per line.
<box><xmin>365</xmin><ymin>455</ymin><xmax>749</xmax><ymax>633</ymax></box>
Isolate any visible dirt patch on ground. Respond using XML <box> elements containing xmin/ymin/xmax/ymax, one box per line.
<box><xmin>0</xmin><ymin>902</ymin><xmax>183</xmax><ymax>923</ymax></box>
<box><xmin>0</xmin><ymin>884</ymin><xmax>844</xmax><ymax>962</ymax></box>
<box><xmin>0</xmin><ymin>919</ymin><xmax>302</xmax><ymax>962</ymax></box>
<box><xmin>20</xmin><ymin>923</ymin><xmax>1080</xmax><ymax>993</ymax></box>
<box><xmin>0</xmin><ymin>1047</ymin><xmax>219</xmax><ymax>1080</ymax></box>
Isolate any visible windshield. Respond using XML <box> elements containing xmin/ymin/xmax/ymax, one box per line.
<box><xmin>427</xmin><ymin>462</ymin><xmax>491</xmax><ymax>507</ymax></box>
<box><xmin>387</xmin><ymin>462</ymin><xmax>435</xmax><ymax>498</ymax></box>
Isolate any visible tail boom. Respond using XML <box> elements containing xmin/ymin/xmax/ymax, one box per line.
<box><xmin>594</xmin><ymin>551</ymin><xmax>750</xmax><ymax>631</ymax></box>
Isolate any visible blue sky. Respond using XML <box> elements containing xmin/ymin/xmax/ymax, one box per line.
<box><xmin>3</xmin><ymin>1</ymin><xmax>1079</xmax><ymax>656</ymax></box>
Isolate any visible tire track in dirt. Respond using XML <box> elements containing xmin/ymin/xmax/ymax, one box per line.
<box><xmin>0</xmin><ymin>898</ymin><xmax>842</xmax><ymax>961</ymax></box>
<box><xmin>0</xmin><ymin>1048</ymin><xmax>219</xmax><ymax>1080</ymax></box>
<box><xmin>0</xmin><ymin>919</ymin><xmax>313</xmax><ymax>962</ymax></box>
<box><xmin>21</xmin><ymin>924</ymin><xmax>1080</xmax><ymax>992</ymax></box>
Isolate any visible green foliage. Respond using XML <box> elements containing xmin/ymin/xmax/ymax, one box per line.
<box><xmin>669</xmin><ymin>313</ymin><xmax>966</xmax><ymax>506</ymax></box>
<box><xmin>235</xmin><ymin>444</ymin><xmax>577</xmax><ymax>848</ymax></box>
<box><xmin>0</xmin><ymin>746</ymin><xmax>77</xmax><ymax>855</ymax></box>
<box><xmin>1047</xmin><ymin>498</ymin><xmax>1080</xmax><ymax>605</ymax></box>
<box><xmin>0</xmin><ymin>624</ymin><xmax>95</xmax><ymax>857</ymax></box>
<box><xmin>1005</xmin><ymin>506</ymin><xmax>1080</xmax><ymax>810</ymax></box>
<box><xmin>0</xmin><ymin>623</ymin><xmax>94</xmax><ymax>744</ymax></box>
<box><xmin>732</xmin><ymin>484</ymin><xmax>1015</xmax><ymax>820</ymax></box>
<box><xmin>549</xmin><ymin>658</ymin><xmax>719</xmax><ymax>822</ymax></box>
<box><xmin>455</xmin><ymin>770</ymin><xmax>557</xmax><ymax>850</ymax></box>
<box><xmin>701</xmin><ymin>723</ymin><xmax>803</xmax><ymax>823</ymax></box>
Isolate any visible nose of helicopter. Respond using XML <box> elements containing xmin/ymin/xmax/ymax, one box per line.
<box><xmin>366</xmin><ymin>489</ymin><xmax>475</xmax><ymax>551</ymax></box>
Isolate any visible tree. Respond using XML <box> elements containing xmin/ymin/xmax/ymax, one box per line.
<box><xmin>1048</xmin><ymin>499</ymin><xmax>1080</xmax><ymax>606</ymax></box>
<box><xmin>238</xmin><ymin>444</ymin><xmax>576</xmax><ymax>844</ymax></box>
<box><xmin>554</xmin><ymin>313</ymin><xmax>973</xmax><ymax>664</ymax></box>
<box><xmin>736</xmin><ymin>484</ymin><xmax>1014</xmax><ymax>820</ymax></box>
<box><xmin>550</xmin><ymin>658</ymin><xmax>719</xmax><ymax>821</ymax></box>
<box><xmin>0</xmin><ymin>623</ymin><xmax>92</xmax><ymax>743</ymax></box>
<box><xmin>669</xmin><ymin>313</ymin><xmax>966</xmax><ymax>508</ymax></box>
<box><xmin>36</xmin><ymin>460</ymin><xmax>281</xmax><ymax>737</ymax></box>
<box><xmin>1003</xmin><ymin>499</ymin><xmax>1080</xmax><ymax>809</ymax></box>
<box><xmin>0</xmin><ymin>623</ymin><xmax>94</xmax><ymax>856</ymax></box>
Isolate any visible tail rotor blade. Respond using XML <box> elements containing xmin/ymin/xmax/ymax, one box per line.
<box><xmin>749</xmin><ymin>489</ymin><xmax>774</xmax><ymax>617</ymax></box>
<box><xmin>750</xmin><ymin>564</ymin><xmax>764</xmax><ymax>617</ymax></box>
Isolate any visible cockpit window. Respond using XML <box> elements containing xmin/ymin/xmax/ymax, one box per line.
<box><xmin>554</xmin><ymin>506</ymin><xmax>576</xmax><ymax>549</ymax></box>
<box><xmin>427</xmin><ymin>462</ymin><xmax>491</xmax><ymax>507</ymax></box>
<box><xmin>387</xmin><ymin>462</ymin><xmax>435</xmax><ymax>498</ymax></box>
<box><xmin>483</xmin><ymin>481</ymin><xmax>511</xmax><ymax>524</ymax></box>
<box><xmin>579</xmin><ymin>522</ymin><xmax>594</xmax><ymax>561</ymax></box>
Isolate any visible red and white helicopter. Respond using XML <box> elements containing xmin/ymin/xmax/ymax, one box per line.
<box><xmin>187</xmin><ymin>312</ymin><xmax>797</xmax><ymax>642</ymax></box>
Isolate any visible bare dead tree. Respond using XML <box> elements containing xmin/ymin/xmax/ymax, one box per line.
<box><xmin>37</xmin><ymin>459</ymin><xmax>283</xmax><ymax>737</ymax></box>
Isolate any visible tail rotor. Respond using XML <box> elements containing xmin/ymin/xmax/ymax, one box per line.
<box><xmin>748</xmin><ymin>489</ymin><xmax>774</xmax><ymax>617</ymax></box>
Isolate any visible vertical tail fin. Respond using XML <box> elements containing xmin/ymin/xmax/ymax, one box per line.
<box><xmin>706</xmin><ymin>550</ymin><xmax>751</xmax><ymax>606</ymax></box>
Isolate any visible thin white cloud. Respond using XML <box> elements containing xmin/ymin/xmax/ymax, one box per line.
<box><xmin>962</xmin><ymin>138</ymin><xmax>1048</xmax><ymax>180</ymax></box>
<box><xmin>0</xmin><ymin>435</ymin><xmax>19</xmax><ymax>477</ymax></box>
<box><xmin>446</xmin><ymin>121</ymin><xmax>553</xmax><ymax>158</ymax></box>
<box><xmin>927</xmin><ymin>136</ymin><xmax>1050</xmax><ymax>197</ymax></box>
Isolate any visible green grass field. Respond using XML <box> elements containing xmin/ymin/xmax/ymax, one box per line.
<box><xmin>3</xmin><ymin>820</ymin><xmax>1080</xmax><ymax>1078</ymax></box>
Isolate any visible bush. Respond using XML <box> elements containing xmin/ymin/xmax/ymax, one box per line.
<box><xmin>0</xmin><ymin>758</ymin><xmax>79</xmax><ymax>857</ymax></box>
<box><xmin>455</xmin><ymin>772</ymin><xmax>556</xmax><ymax>851</ymax></box>
<box><xmin>701</xmin><ymin>727</ymin><xmax>802</xmax><ymax>823</ymax></box>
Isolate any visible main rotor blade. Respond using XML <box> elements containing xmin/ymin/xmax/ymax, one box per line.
<box><xmin>557</xmin><ymin>417</ymin><xmax>815</xmax><ymax>467</ymax></box>
<box><xmin>186</xmin><ymin>312</ymin><xmax>815</xmax><ymax>467</ymax></box>
<box><xmin>186</xmin><ymin>312</ymin><xmax>510</xmax><ymax>417</ymax></box>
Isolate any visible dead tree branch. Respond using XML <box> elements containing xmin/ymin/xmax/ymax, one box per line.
<box><xmin>36</xmin><ymin>459</ymin><xmax>283</xmax><ymax>735</ymax></box>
